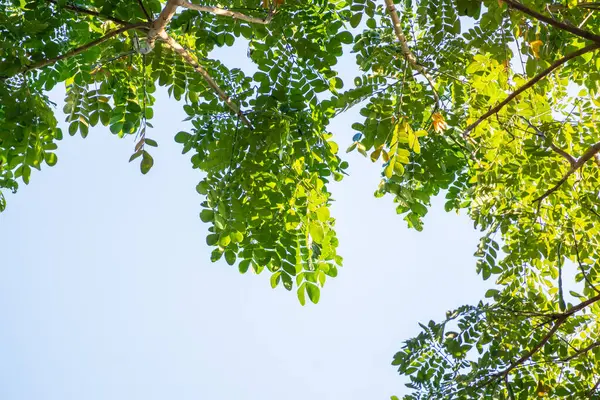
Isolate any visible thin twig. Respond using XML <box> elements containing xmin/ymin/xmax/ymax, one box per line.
<box><xmin>464</xmin><ymin>43</ymin><xmax>600</xmax><ymax>136</ymax></box>
<box><xmin>383</xmin><ymin>0</ymin><xmax>439</xmax><ymax>107</ymax></box>
<box><xmin>5</xmin><ymin>23</ymin><xmax>148</xmax><ymax>79</ymax></box>
<box><xmin>136</xmin><ymin>0</ymin><xmax>152</xmax><ymax>22</ymax></box>
<box><xmin>159</xmin><ymin>32</ymin><xmax>252</xmax><ymax>128</ymax></box>
<box><xmin>45</xmin><ymin>0</ymin><xmax>130</xmax><ymax>25</ymax></box>
<box><xmin>181</xmin><ymin>1</ymin><xmax>274</xmax><ymax>24</ymax></box>
<box><xmin>534</xmin><ymin>141</ymin><xmax>600</xmax><ymax>202</ymax></box>
<box><xmin>502</xmin><ymin>0</ymin><xmax>600</xmax><ymax>44</ymax></box>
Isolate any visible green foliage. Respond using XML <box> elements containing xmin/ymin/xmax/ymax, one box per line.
<box><xmin>2</xmin><ymin>0</ymin><xmax>600</xmax><ymax>397</ymax></box>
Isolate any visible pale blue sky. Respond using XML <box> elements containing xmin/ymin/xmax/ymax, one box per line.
<box><xmin>0</xmin><ymin>39</ymin><xmax>490</xmax><ymax>399</ymax></box>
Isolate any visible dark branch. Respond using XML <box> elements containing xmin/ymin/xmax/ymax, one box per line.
<box><xmin>520</xmin><ymin>117</ymin><xmax>576</xmax><ymax>167</ymax></box>
<box><xmin>46</xmin><ymin>0</ymin><xmax>130</xmax><ymax>25</ymax></box>
<box><xmin>563</xmin><ymin>340</ymin><xmax>600</xmax><ymax>362</ymax></box>
<box><xmin>534</xmin><ymin>141</ymin><xmax>600</xmax><ymax>202</ymax></box>
<box><xmin>464</xmin><ymin>43</ymin><xmax>600</xmax><ymax>136</ymax></box>
<box><xmin>489</xmin><ymin>293</ymin><xmax>600</xmax><ymax>383</ymax></box>
<box><xmin>7</xmin><ymin>23</ymin><xmax>148</xmax><ymax>79</ymax></box>
<box><xmin>502</xmin><ymin>0</ymin><xmax>600</xmax><ymax>44</ymax></box>
<box><xmin>136</xmin><ymin>0</ymin><xmax>153</xmax><ymax>22</ymax></box>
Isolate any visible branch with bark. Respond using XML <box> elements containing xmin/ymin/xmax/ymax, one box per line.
<box><xmin>181</xmin><ymin>2</ymin><xmax>274</xmax><ymax>24</ymax></box>
<box><xmin>534</xmin><ymin>141</ymin><xmax>600</xmax><ymax>202</ymax></box>
<box><xmin>46</xmin><ymin>0</ymin><xmax>130</xmax><ymax>26</ymax></box>
<box><xmin>6</xmin><ymin>23</ymin><xmax>148</xmax><ymax>79</ymax></box>
<box><xmin>159</xmin><ymin>32</ymin><xmax>252</xmax><ymax>128</ymax></box>
<box><xmin>562</xmin><ymin>340</ymin><xmax>600</xmax><ymax>362</ymax></box>
<box><xmin>463</xmin><ymin>42</ymin><xmax>600</xmax><ymax>136</ymax></box>
<box><xmin>489</xmin><ymin>292</ymin><xmax>600</xmax><ymax>383</ymax></box>
<box><xmin>520</xmin><ymin>117</ymin><xmax>576</xmax><ymax>166</ymax></box>
<box><xmin>145</xmin><ymin>0</ymin><xmax>252</xmax><ymax>127</ymax></box>
<box><xmin>501</xmin><ymin>0</ymin><xmax>600</xmax><ymax>44</ymax></box>
<box><xmin>147</xmin><ymin>0</ymin><xmax>184</xmax><ymax>48</ymax></box>
<box><xmin>383</xmin><ymin>0</ymin><xmax>440</xmax><ymax>107</ymax></box>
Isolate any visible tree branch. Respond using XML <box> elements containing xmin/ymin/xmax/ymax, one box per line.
<box><xmin>534</xmin><ymin>141</ymin><xmax>600</xmax><ymax>202</ymax></box>
<box><xmin>147</xmin><ymin>0</ymin><xmax>184</xmax><ymax>48</ymax></box>
<box><xmin>383</xmin><ymin>0</ymin><xmax>439</xmax><ymax>107</ymax></box>
<box><xmin>159</xmin><ymin>32</ymin><xmax>252</xmax><ymax>128</ymax></box>
<box><xmin>463</xmin><ymin>43</ymin><xmax>600</xmax><ymax>136</ymax></box>
<box><xmin>45</xmin><ymin>0</ymin><xmax>130</xmax><ymax>25</ymax></box>
<box><xmin>6</xmin><ymin>23</ymin><xmax>148</xmax><ymax>79</ymax></box>
<box><xmin>136</xmin><ymin>0</ymin><xmax>152</xmax><ymax>22</ymax></box>
<box><xmin>563</xmin><ymin>340</ymin><xmax>600</xmax><ymax>362</ymax></box>
<box><xmin>180</xmin><ymin>1</ymin><xmax>274</xmax><ymax>24</ymax></box>
<box><xmin>502</xmin><ymin>0</ymin><xmax>600</xmax><ymax>44</ymax></box>
<box><xmin>491</xmin><ymin>292</ymin><xmax>600</xmax><ymax>382</ymax></box>
<box><xmin>520</xmin><ymin>117</ymin><xmax>576</xmax><ymax>167</ymax></box>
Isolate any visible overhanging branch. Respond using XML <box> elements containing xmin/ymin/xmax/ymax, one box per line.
<box><xmin>490</xmin><ymin>292</ymin><xmax>600</xmax><ymax>383</ymax></box>
<box><xmin>6</xmin><ymin>23</ymin><xmax>148</xmax><ymax>79</ymax></box>
<box><xmin>502</xmin><ymin>0</ymin><xmax>600</xmax><ymax>44</ymax></box>
<box><xmin>46</xmin><ymin>0</ymin><xmax>130</xmax><ymax>25</ymax></box>
<box><xmin>159</xmin><ymin>32</ymin><xmax>252</xmax><ymax>128</ymax></box>
<box><xmin>383</xmin><ymin>0</ymin><xmax>439</xmax><ymax>107</ymax></box>
<box><xmin>464</xmin><ymin>43</ymin><xmax>600</xmax><ymax>136</ymax></box>
<box><xmin>520</xmin><ymin>117</ymin><xmax>576</xmax><ymax>167</ymax></box>
<box><xmin>181</xmin><ymin>2</ymin><xmax>274</xmax><ymax>24</ymax></box>
<box><xmin>147</xmin><ymin>0</ymin><xmax>183</xmax><ymax>48</ymax></box>
<box><xmin>534</xmin><ymin>141</ymin><xmax>600</xmax><ymax>202</ymax></box>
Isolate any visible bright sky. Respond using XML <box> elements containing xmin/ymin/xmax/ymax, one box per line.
<box><xmin>0</xmin><ymin>36</ymin><xmax>491</xmax><ymax>399</ymax></box>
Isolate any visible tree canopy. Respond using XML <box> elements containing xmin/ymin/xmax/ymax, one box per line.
<box><xmin>2</xmin><ymin>0</ymin><xmax>600</xmax><ymax>398</ymax></box>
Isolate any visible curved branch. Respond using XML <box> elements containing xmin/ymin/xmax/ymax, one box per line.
<box><xmin>159</xmin><ymin>32</ymin><xmax>253</xmax><ymax>128</ymax></box>
<box><xmin>6</xmin><ymin>23</ymin><xmax>148</xmax><ymax>79</ymax></box>
<box><xmin>464</xmin><ymin>43</ymin><xmax>600</xmax><ymax>136</ymax></box>
<box><xmin>383</xmin><ymin>0</ymin><xmax>439</xmax><ymax>106</ymax></box>
<box><xmin>534</xmin><ymin>141</ymin><xmax>600</xmax><ymax>202</ymax></box>
<box><xmin>181</xmin><ymin>1</ymin><xmax>274</xmax><ymax>24</ymax></box>
<box><xmin>502</xmin><ymin>0</ymin><xmax>600</xmax><ymax>44</ymax></box>
<box><xmin>492</xmin><ymin>292</ymin><xmax>600</xmax><ymax>382</ymax></box>
<box><xmin>45</xmin><ymin>0</ymin><xmax>130</xmax><ymax>25</ymax></box>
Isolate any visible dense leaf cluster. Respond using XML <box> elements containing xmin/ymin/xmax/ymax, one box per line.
<box><xmin>2</xmin><ymin>0</ymin><xmax>600</xmax><ymax>397</ymax></box>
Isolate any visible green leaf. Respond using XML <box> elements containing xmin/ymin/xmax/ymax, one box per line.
<box><xmin>315</xmin><ymin>207</ymin><xmax>330</xmax><ymax>222</ymax></box>
<box><xmin>206</xmin><ymin>234</ymin><xmax>219</xmax><ymax>246</ymax></box>
<box><xmin>174</xmin><ymin>131</ymin><xmax>191</xmax><ymax>143</ymax></box>
<box><xmin>144</xmin><ymin>138</ymin><xmax>158</xmax><ymax>147</ymax></box>
<box><xmin>44</xmin><ymin>153</ymin><xmax>58</xmax><ymax>166</ymax></box>
<box><xmin>270</xmin><ymin>271</ymin><xmax>281</xmax><ymax>288</ymax></box>
<box><xmin>306</xmin><ymin>283</ymin><xmax>320</xmax><ymax>304</ymax></box>
<box><xmin>140</xmin><ymin>151</ymin><xmax>154</xmax><ymax>174</ymax></box>
<box><xmin>200</xmin><ymin>209</ymin><xmax>214</xmax><ymax>222</ymax></box>
<box><xmin>309</xmin><ymin>222</ymin><xmax>325</xmax><ymax>244</ymax></box>
<box><xmin>297</xmin><ymin>283</ymin><xmax>307</xmax><ymax>306</ymax></box>
<box><xmin>224</xmin><ymin>250</ymin><xmax>236</xmax><ymax>265</ymax></box>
